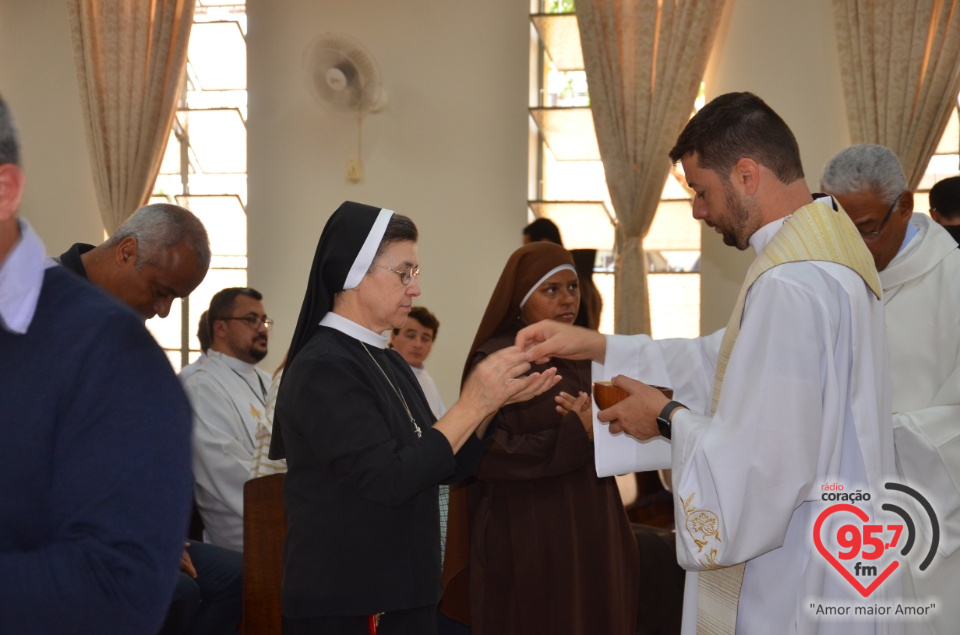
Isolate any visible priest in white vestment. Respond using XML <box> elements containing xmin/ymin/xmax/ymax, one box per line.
<box><xmin>185</xmin><ymin>287</ymin><xmax>273</xmax><ymax>552</ymax></box>
<box><xmin>518</xmin><ymin>93</ymin><xmax>900</xmax><ymax>635</ymax></box>
<box><xmin>823</xmin><ymin>144</ymin><xmax>960</xmax><ymax>635</ymax></box>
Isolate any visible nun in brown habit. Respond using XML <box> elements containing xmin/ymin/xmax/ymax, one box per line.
<box><xmin>441</xmin><ymin>242</ymin><xmax>640</xmax><ymax>635</ymax></box>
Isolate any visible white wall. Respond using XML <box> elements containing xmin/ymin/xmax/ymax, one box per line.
<box><xmin>247</xmin><ymin>0</ymin><xmax>532</xmax><ymax>403</ymax></box>
<box><xmin>0</xmin><ymin>0</ymin><xmax>101</xmax><ymax>253</ymax></box>
<box><xmin>699</xmin><ymin>0</ymin><xmax>851</xmax><ymax>332</ymax></box>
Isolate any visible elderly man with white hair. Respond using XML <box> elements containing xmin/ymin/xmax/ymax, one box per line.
<box><xmin>821</xmin><ymin>143</ymin><xmax>960</xmax><ymax>635</ymax></box>
<box><xmin>56</xmin><ymin>202</ymin><xmax>210</xmax><ymax>321</ymax></box>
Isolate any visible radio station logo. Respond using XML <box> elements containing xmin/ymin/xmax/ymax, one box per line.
<box><xmin>813</xmin><ymin>482</ymin><xmax>939</xmax><ymax>603</ymax></box>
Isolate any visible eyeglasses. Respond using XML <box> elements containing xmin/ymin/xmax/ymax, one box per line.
<box><xmin>376</xmin><ymin>264</ymin><xmax>420</xmax><ymax>285</ymax></box>
<box><xmin>219</xmin><ymin>315</ymin><xmax>273</xmax><ymax>331</ymax></box>
<box><xmin>859</xmin><ymin>192</ymin><xmax>903</xmax><ymax>238</ymax></box>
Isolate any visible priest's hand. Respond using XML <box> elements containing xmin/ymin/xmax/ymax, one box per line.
<box><xmin>516</xmin><ymin>320</ymin><xmax>606</xmax><ymax>364</ymax></box>
<box><xmin>596</xmin><ymin>375</ymin><xmax>669</xmax><ymax>441</ymax></box>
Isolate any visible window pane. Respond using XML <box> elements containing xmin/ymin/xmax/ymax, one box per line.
<box><xmin>934</xmin><ymin>107</ymin><xmax>958</xmax><ymax>156</ymax></box>
<box><xmin>158</xmin><ymin>130</ymin><xmax>182</xmax><ymax>175</ymax></box>
<box><xmin>918</xmin><ymin>153</ymin><xmax>960</xmax><ymax>190</ymax></box>
<box><xmin>644</xmin><ymin>200</ymin><xmax>699</xmax><ymax>251</ymax></box>
<box><xmin>531</xmin><ymin>14</ymin><xmax>583</xmax><ymax>71</ymax></box>
<box><xmin>179</xmin><ymin>174</ymin><xmax>248</xmax><ymax>205</ymax></box>
<box><xmin>541</xmin><ymin>153</ymin><xmax>607</xmax><ymax>200</ymax></box>
<box><xmin>530</xmin><ymin>201</ymin><xmax>614</xmax><ymax>250</ymax></box>
<box><xmin>146</xmin><ymin>297</ymin><xmax>184</xmax><ymax>350</ymax></box>
<box><xmin>662</xmin><ymin>170</ymin><xmax>691</xmax><ymax>200</ymax></box>
<box><xmin>164</xmin><ymin>350</ymin><xmax>183</xmax><ymax>369</ymax></box>
<box><xmin>531</xmin><ymin>108</ymin><xmax>600</xmax><ymax>161</ymax></box>
<box><xmin>188</xmin><ymin>21</ymin><xmax>247</xmax><ymax>91</ymax></box>
<box><xmin>918</xmin><ymin>104</ymin><xmax>959</xmax><ymax>211</ymax></box>
<box><xmin>544</xmin><ymin>68</ymin><xmax>589</xmax><ymax>108</ymax></box>
<box><xmin>649</xmin><ymin>273</ymin><xmax>700</xmax><ymax>339</ymax></box>
<box><xmin>175</xmin><ymin>109</ymin><xmax>247</xmax><ymax>174</ymax></box>
<box><xmin>151</xmin><ymin>1</ymin><xmax>247</xmax><ymax>371</ymax></box>
<box><xmin>175</xmin><ymin>195</ymin><xmax>248</xmax><ymax>258</ymax></box>
<box><xmin>594</xmin><ymin>272</ymin><xmax>614</xmax><ymax>334</ymax></box>
<box><xmin>593</xmin><ymin>272</ymin><xmax>701</xmax><ymax>338</ymax></box>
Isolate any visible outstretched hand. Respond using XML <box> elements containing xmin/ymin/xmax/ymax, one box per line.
<box><xmin>515</xmin><ymin>320</ymin><xmax>606</xmax><ymax>365</ymax></box>
<box><xmin>504</xmin><ymin>366</ymin><xmax>562</xmax><ymax>406</ymax></box>
<box><xmin>461</xmin><ymin>345</ymin><xmax>561</xmax><ymax>417</ymax></box>
<box><xmin>438</xmin><ymin>346</ymin><xmax>561</xmax><ymax>453</ymax></box>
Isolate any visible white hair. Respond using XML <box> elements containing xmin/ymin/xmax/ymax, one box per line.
<box><xmin>106</xmin><ymin>203</ymin><xmax>211</xmax><ymax>270</ymax></box>
<box><xmin>820</xmin><ymin>144</ymin><xmax>906</xmax><ymax>206</ymax></box>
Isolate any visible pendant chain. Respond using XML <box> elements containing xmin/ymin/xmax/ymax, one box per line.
<box><xmin>361</xmin><ymin>342</ymin><xmax>422</xmax><ymax>438</ymax></box>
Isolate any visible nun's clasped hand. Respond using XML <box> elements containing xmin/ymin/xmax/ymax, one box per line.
<box><xmin>460</xmin><ymin>345</ymin><xmax>561</xmax><ymax>416</ymax></box>
<box><xmin>555</xmin><ymin>390</ymin><xmax>592</xmax><ymax>439</ymax></box>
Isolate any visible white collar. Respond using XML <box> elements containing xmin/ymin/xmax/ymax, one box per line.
<box><xmin>748</xmin><ymin>218</ymin><xmax>783</xmax><ymax>254</ymax></box>
<box><xmin>748</xmin><ymin>195</ymin><xmax>836</xmax><ymax>255</ymax></box>
<box><xmin>320</xmin><ymin>311</ymin><xmax>389</xmax><ymax>348</ymax></box>
<box><xmin>882</xmin><ymin>213</ymin><xmax>958</xmax><ymax>288</ymax></box>
<box><xmin>0</xmin><ymin>219</ymin><xmax>50</xmax><ymax>334</ymax></box>
<box><xmin>208</xmin><ymin>349</ymin><xmax>262</xmax><ymax>376</ymax></box>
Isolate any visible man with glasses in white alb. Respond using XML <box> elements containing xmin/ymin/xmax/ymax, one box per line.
<box><xmin>185</xmin><ymin>287</ymin><xmax>274</xmax><ymax>552</ymax></box>
<box><xmin>822</xmin><ymin>144</ymin><xmax>960</xmax><ymax>635</ymax></box>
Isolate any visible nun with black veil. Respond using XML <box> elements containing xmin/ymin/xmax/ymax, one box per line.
<box><xmin>269</xmin><ymin>201</ymin><xmax>559</xmax><ymax>635</ymax></box>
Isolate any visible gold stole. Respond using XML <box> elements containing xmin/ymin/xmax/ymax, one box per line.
<box><xmin>695</xmin><ymin>199</ymin><xmax>881</xmax><ymax>635</ymax></box>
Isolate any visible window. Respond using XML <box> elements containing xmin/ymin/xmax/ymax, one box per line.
<box><xmin>147</xmin><ymin>0</ymin><xmax>248</xmax><ymax>371</ymax></box>
<box><xmin>915</xmin><ymin>105</ymin><xmax>960</xmax><ymax>214</ymax></box>
<box><xmin>528</xmin><ymin>1</ymin><xmax>701</xmax><ymax>338</ymax></box>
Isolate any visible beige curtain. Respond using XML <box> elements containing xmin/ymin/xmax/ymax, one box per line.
<box><xmin>576</xmin><ymin>0</ymin><xmax>726</xmax><ymax>335</ymax></box>
<box><xmin>833</xmin><ymin>0</ymin><xmax>960</xmax><ymax>189</ymax></box>
<box><xmin>67</xmin><ymin>0</ymin><xmax>195</xmax><ymax>233</ymax></box>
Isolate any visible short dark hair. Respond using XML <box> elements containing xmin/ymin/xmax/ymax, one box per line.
<box><xmin>0</xmin><ymin>94</ymin><xmax>21</xmax><ymax>167</ymax></box>
<box><xmin>669</xmin><ymin>92</ymin><xmax>804</xmax><ymax>185</ymax></box>
<box><xmin>196</xmin><ymin>310</ymin><xmax>212</xmax><ymax>353</ymax></box>
<box><xmin>371</xmin><ymin>213</ymin><xmax>418</xmax><ymax>267</ymax></box>
<box><xmin>393</xmin><ymin>306</ymin><xmax>440</xmax><ymax>339</ymax></box>
<box><xmin>208</xmin><ymin>287</ymin><xmax>264</xmax><ymax>327</ymax></box>
<box><xmin>930</xmin><ymin>176</ymin><xmax>960</xmax><ymax>220</ymax></box>
<box><xmin>523</xmin><ymin>218</ymin><xmax>563</xmax><ymax>245</ymax></box>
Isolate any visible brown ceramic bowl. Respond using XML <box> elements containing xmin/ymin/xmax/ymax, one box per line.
<box><xmin>593</xmin><ymin>381</ymin><xmax>628</xmax><ymax>410</ymax></box>
<box><xmin>593</xmin><ymin>381</ymin><xmax>673</xmax><ymax>410</ymax></box>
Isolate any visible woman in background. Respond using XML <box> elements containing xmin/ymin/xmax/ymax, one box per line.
<box><xmin>442</xmin><ymin>242</ymin><xmax>640</xmax><ymax>634</ymax></box>
<box><xmin>270</xmin><ymin>202</ymin><xmax>558</xmax><ymax>635</ymax></box>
